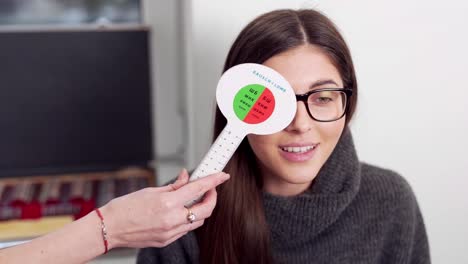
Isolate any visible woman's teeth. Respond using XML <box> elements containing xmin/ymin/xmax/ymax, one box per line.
<box><xmin>281</xmin><ymin>146</ymin><xmax>315</xmax><ymax>153</ymax></box>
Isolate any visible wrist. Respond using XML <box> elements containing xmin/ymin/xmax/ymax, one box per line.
<box><xmin>98</xmin><ymin>201</ymin><xmax>122</xmax><ymax>250</ymax></box>
<box><xmin>95</xmin><ymin>208</ymin><xmax>110</xmax><ymax>254</ymax></box>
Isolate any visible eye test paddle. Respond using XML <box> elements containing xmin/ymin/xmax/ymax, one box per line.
<box><xmin>185</xmin><ymin>63</ymin><xmax>297</xmax><ymax>207</ymax></box>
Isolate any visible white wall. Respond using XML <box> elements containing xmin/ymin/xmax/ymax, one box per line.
<box><xmin>142</xmin><ymin>0</ymin><xmax>188</xmax><ymax>183</ymax></box>
<box><xmin>184</xmin><ymin>0</ymin><xmax>468</xmax><ymax>263</ymax></box>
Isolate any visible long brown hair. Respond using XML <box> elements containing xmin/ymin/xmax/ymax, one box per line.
<box><xmin>196</xmin><ymin>9</ymin><xmax>358</xmax><ymax>263</ymax></box>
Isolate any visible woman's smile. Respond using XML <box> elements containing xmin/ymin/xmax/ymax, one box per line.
<box><xmin>278</xmin><ymin>142</ymin><xmax>319</xmax><ymax>162</ymax></box>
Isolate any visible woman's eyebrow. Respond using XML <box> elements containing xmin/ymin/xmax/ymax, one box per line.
<box><xmin>309</xmin><ymin>79</ymin><xmax>339</xmax><ymax>90</ymax></box>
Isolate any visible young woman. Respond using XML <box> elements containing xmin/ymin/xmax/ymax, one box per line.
<box><xmin>138</xmin><ymin>9</ymin><xmax>430</xmax><ymax>264</ymax></box>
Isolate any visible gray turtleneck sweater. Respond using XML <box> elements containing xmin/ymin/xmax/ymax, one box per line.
<box><xmin>137</xmin><ymin>131</ymin><xmax>430</xmax><ymax>263</ymax></box>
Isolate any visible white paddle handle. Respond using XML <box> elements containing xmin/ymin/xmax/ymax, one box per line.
<box><xmin>185</xmin><ymin>124</ymin><xmax>245</xmax><ymax>207</ymax></box>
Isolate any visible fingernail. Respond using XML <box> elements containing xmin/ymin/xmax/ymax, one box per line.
<box><xmin>222</xmin><ymin>173</ymin><xmax>230</xmax><ymax>181</ymax></box>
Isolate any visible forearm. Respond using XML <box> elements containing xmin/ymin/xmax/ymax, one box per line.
<box><xmin>0</xmin><ymin>171</ymin><xmax>229</xmax><ymax>263</ymax></box>
<box><xmin>0</xmin><ymin>210</ymin><xmax>105</xmax><ymax>264</ymax></box>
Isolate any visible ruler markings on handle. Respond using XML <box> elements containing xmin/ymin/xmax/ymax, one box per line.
<box><xmin>190</xmin><ymin>125</ymin><xmax>245</xmax><ymax>180</ymax></box>
<box><xmin>185</xmin><ymin>125</ymin><xmax>245</xmax><ymax>207</ymax></box>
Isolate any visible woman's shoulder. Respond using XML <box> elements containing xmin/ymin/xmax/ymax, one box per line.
<box><xmin>358</xmin><ymin>162</ymin><xmax>418</xmax><ymax>208</ymax></box>
<box><xmin>137</xmin><ymin>231</ymin><xmax>199</xmax><ymax>264</ymax></box>
<box><xmin>355</xmin><ymin>163</ymin><xmax>430</xmax><ymax>263</ymax></box>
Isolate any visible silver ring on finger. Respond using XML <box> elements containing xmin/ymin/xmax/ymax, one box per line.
<box><xmin>185</xmin><ymin>207</ymin><xmax>196</xmax><ymax>224</ymax></box>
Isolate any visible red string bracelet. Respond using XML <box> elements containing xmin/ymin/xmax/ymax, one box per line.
<box><xmin>95</xmin><ymin>208</ymin><xmax>108</xmax><ymax>254</ymax></box>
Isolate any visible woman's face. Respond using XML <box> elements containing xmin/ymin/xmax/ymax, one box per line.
<box><xmin>247</xmin><ymin>44</ymin><xmax>345</xmax><ymax>196</ymax></box>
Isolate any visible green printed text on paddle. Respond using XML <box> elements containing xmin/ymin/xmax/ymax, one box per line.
<box><xmin>233</xmin><ymin>84</ymin><xmax>275</xmax><ymax>124</ymax></box>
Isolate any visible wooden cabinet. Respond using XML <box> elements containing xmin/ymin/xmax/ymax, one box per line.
<box><xmin>0</xmin><ymin>167</ymin><xmax>154</xmax><ymax>244</ymax></box>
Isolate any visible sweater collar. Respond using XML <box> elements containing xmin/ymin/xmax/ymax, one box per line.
<box><xmin>262</xmin><ymin>129</ymin><xmax>361</xmax><ymax>245</ymax></box>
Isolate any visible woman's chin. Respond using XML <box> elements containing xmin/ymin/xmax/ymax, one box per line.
<box><xmin>277</xmin><ymin>162</ymin><xmax>321</xmax><ymax>182</ymax></box>
<box><xmin>265</xmin><ymin>169</ymin><xmax>319</xmax><ymax>194</ymax></box>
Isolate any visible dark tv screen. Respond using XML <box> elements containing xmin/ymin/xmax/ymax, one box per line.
<box><xmin>0</xmin><ymin>28</ymin><xmax>153</xmax><ymax>177</ymax></box>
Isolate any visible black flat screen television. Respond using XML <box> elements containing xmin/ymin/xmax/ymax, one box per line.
<box><xmin>0</xmin><ymin>27</ymin><xmax>153</xmax><ymax>178</ymax></box>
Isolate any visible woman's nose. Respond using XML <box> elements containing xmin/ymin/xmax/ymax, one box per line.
<box><xmin>285</xmin><ymin>101</ymin><xmax>313</xmax><ymax>133</ymax></box>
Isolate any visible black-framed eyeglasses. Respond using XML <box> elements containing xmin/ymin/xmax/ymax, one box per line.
<box><xmin>295</xmin><ymin>88</ymin><xmax>353</xmax><ymax>122</ymax></box>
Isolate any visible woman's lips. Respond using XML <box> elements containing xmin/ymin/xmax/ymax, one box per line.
<box><xmin>279</xmin><ymin>144</ymin><xmax>318</xmax><ymax>162</ymax></box>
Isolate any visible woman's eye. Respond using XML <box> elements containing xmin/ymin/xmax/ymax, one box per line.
<box><xmin>309</xmin><ymin>91</ymin><xmax>339</xmax><ymax>105</ymax></box>
<box><xmin>316</xmin><ymin>97</ymin><xmax>333</xmax><ymax>104</ymax></box>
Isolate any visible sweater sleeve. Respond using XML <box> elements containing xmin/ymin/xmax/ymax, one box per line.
<box><xmin>136</xmin><ymin>232</ymin><xmax>199</xmax><ymax>264</ymax></box>
<box><xmin>137</xmin><ymin>246</ymin><xmax>160</xmax><ymax>264</ymax></box>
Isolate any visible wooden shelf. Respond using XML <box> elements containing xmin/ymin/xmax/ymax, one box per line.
<box><xmin>0</xmin><ymin>167</ymin><xmax>155</xmax><ymax>246</ymax></box>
